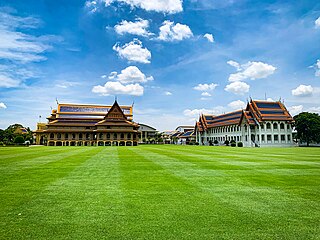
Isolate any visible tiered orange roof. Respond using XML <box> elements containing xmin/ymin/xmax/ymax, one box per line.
<box><xmin>196</xmin><ymin>100</ymin><xmax>293</xmax><ymax>132</ymax></box>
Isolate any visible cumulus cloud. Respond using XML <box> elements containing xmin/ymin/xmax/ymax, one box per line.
<box><xmin>111</xmin><ymin>66</ymin><xmax>153</xmax><ymax>84</ymax></box>
<box><xmin>291</xmin><ymin>84</ymin><xmax>313</xmax><ymax>97</ymax></box>
<box><xmin>113</xmin><ymin>39</ymin><xmax>151</xmax><ymax>64</ymax></box>
<box><xmin>193</xmin><ymin>83</ymin><xmax>218</xmax><ymax>91</ymax></box>
<box><xmin>0</xmin><ymin>102</ymin><xmax>7</xmax><ymax>109</ymax></box>
<box><xmin>203</xmin><ymin>33</ymin><xmax>214</xmax><ymax>43</ymax></box>
<box><xmin>158</xmin><ymin>21</ymin><xmax>193</xmax><ymax>41</ymax></box>
<box><xmin>93</xmin><ymin>66</ymin><xmax>152</xmax><ymax>96</ymax></box>
<box><xmin>288</xmin><ymin>105</ymin><xmax>303</xmax><ymax>116</ymax></box>
<box><xmin>114</xmin><ymin>19</ymin><xmax>152</xmax><ymax>37</ymax></box>
<box><xmin>228</xmin><ymin>61</ymin><xmax>276</xmax><ymax>82</ymax></box>
<box><xmin>183</xmin><ymin>106</ymin><xmax>225</xmax><ymax>118</ymax></box>
<box><xmin>164</xmin><ymin>91</ymin><xmax>172</xmax><ymax>95</ymax></box>
<box><xmin>307</xmin><ymin>106</ymin><xmax>320</xmax><ymax>114</ymax></box>
<box><xmin>92</xmin><ymin>81</ymin><xmax>143</xmax><ymax>96</ymax></box>
<box><xmin>103</xmin><ymin>0</ymin><xmax>183</xmax><ymax>14</ymax></box>
<box><xmin>228</xmin><ymin>100</ymin><xmax>246</xmax><ymax>110</ymax></box>
<box><xmin>225</xmin><ymin>81</ymin><xmax>250</xmax><ymax>95</ymax></box>
<box><xmin>201</xmin><ymin>92</ymin><xmax>211</xmax><ymax>97</ymax></box>
<box><xmin>315</xmin><ymin>17</ymin><xmax>320</xmax><ymax>28</ymax></box>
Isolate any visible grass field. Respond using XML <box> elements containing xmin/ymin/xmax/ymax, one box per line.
<box><xmin>0</xmin><ymin>145</ymin><xmax>319</xmax><ymax>239</ymax></box>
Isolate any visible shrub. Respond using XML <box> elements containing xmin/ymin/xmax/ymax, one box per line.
<box><xmin>209</xmin><ymin>140</ymin><xmax>213</xmax><ymax>146</ymax></box>
<box><xmin>195</xmin><ymin>142</ymin><xmax>199</xmax><ymax>145</ymax></box>
<box><xmin>213</xmin><ymin>140</ymin><xmax>218</xmax><ymax>145</ymax></box>
<box><xmin>14</xmin><ymin>136</ymin><xmax>25</xmax><ymax>144</ymax></box>
<box><xmin>230</xmin><ymin>140</ymin><xmax>236</xmax><ymax>144</ymax></box>
<box><xmin>237</xmin><ymin>142</ymin><xmax>243</xmax><ymax>147</ymax></box>
<box><xmin>224</xmin><ymin>140</ymin><xmax>230</xmax><ymax>146</ymax></box>
<box><xmin>231</xmin><ymin>142</ymin><xmax>236</xmax><ymax>147</ymax></box>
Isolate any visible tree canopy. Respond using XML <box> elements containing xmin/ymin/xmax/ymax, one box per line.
<box><xmin>294</xmin><ymin>112</ymin><xmax>320</xmax><ymax>146</ymax></box>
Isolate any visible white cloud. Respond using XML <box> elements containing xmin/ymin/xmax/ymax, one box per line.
<box><xmin>183</xmin><ymin>106</ymin><xmax>225</xmax><ymax>118</ymax></box>
<box><xmin>110</xmin><ymin>66</ymin><xmax>153</xmax><ymax>84</ymax></box>
<box><xmin>315</xmin><ymin>17</ymin><xmax>320</xmax><ymax>28</ymax></box>
<box><xmin>203</xmin><ymin>33</ymin><xmax>214</xmax><ymax>43</ymax></box>
<box><xmin>85</xmin><ymin>1</ymin><xmax>98</xmax><ymax>13</ymax></box>
<box><xmin>201</xmin><ymin>92</ymin><xmax>211</xmax><ymax>97</ymax></box>
<box><xmin>225</xmin><ymin>81</ymin><xmax>250</xmax><ymax>95</ymax></box>
<box><xmin>55</xmin><ymin>81</ymin><xmax>80</xmax><ymax>89</ymax></box>
<box><xmin>228</xmin><ymin>100</ymin><xmax>246</xmax><ymax>110</ymax></box>
<box><xmin>114</xmin><ymin>19</ymin><xmax>152</xmax><ymax>37</ymax></box>
<box><xmin>164</xmin><ymin>91</ymin><xmax>172</xmax><ymax>96</ymax></box>
<box><xmin>307</xmin><ymin>106</ymin><xmax>320</xmax><ymax>114</ymax></box>
<box><xmin>158</xmin><ymin>21</ymin><xmax>193</xmax><ymax>41</ymax></box>
<box><xmin>228</xmin><ymin>61</ymin><xmax>276</xmax><ymax>82</ymax></box>
<box><xmin>113</xmin><ymin>39</ymin><xmax>151</xmax><ymax>64</ymax></box>
<box><xmin>104</xmin><ymin>0</ymin><xmax>183</xmax><ymax>14</ymax></box>
<box><xmin>288</xmin><ymin>105</ymin><xmax>303</xmax><ymax>116</ymax></box>
<box><xmin>193</xmin><ymin>83</ymin><xmax>218</xmax><ymax>91</ymax></box>
<box><xmin>291</xmin><ymin>84</ymin><xmax>313</xmax><ymax>97</ymax></box>
<box><xmin>227</xmin><ymin>60</ymin><xmax>241</xmax><ymax>71</ymax></box>
<box><xmin>92</xmin><ymin>81</ymin><xmax>144</xmax><ymax>96</ymax></box>
<box><xmin>0</xmin><ymin>102</ymin><xmax>7</xmax><ymax>109</ymax></box>
<box><xmin>0</xmin><ymin>74</ymin><xmax>20</xmax><ymax>88</ymax></box>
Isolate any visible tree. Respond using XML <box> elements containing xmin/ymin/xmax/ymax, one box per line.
<box><xmin>294</xmin><ymin>112</ymin><xmax>320</xmax><ymax>146</ymax></box>
<box><xmin>14</xmin><ymin>136</ymin><xmax>25</xmax><ymax>144</ymax></box>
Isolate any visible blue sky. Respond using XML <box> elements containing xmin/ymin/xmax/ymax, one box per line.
<box><xmin>0</xmin><ymin>0</ymin><xmax>320</xmax><ymax>131</ymax></box>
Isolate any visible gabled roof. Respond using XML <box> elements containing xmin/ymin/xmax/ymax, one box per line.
<box><xmin>179</xmin><ymin>130</ymin><xmax>195</xmax><ymax>138</ymax></box>
<box><xmin>196</xmin><ymin>99</ymin><xmax>293</xmax><ymax>132</ymax></box>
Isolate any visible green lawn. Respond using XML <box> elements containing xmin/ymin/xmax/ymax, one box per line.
<box><xmin>0</xmin><ymin>145</ymin><xmax>319</xmax><ymax>239</ymax></box>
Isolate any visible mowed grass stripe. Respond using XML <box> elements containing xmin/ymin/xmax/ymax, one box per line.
<box><xmin>0</xmin><ymin>146</ymin><xmax>319</xmax><ymax>239</ymax></box>
<box><xmin>134</xmin><ymin>146</ymin><xmax>320</xmax><ymax>239</ymax></box>
<box><xmin>1</xmin><ymin>147</ymin><xmax>128</xmax><ymax>240</ymax></box>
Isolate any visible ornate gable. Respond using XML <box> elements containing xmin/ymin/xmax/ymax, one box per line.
<box><xmin>104</xmin><ymin>100</ymin><xmax>127</xmax><ymax>120</ymax></box>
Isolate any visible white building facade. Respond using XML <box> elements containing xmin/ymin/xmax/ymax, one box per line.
<box><xmin>195</xmin><ymin>100</ymin><xmax>294</xmax><ymax>147</ymax></box>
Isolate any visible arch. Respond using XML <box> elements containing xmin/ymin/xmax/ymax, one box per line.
<box><xmin>126</xmin><ymin>141</ymin><xmax>132</xmax><ymax>146</ymax></box>
<box><xmin>273</xmin><ymin>123</ymin><xmax>278</xmax><ymax>130</ymax></box>
<box><xmin>119</xmin><ymin>141</ymin><xmax>125</xmax><ymax>146</ymax></box>
<box><xmin>113</xmin><ymin>141</ymin><xmax>118</xmax><ymax>146</ymax></box>
<box><xmin>266</xmin><ymin>122</ymin><xmax>271</xmax><ymax>129</ymax></box>
<box><xmin>280</xmin><ymin>123</ymin><xmax>285</xmax><ymax>130</ymax></box>
<box><xmin>113</xmin><ymin>133</ymin><xmax>117</xmax><ymax>139</ymax></box>
<box><xmin>79</xmin><ymin>133</ymin><xmax>83</xmax><ymax>140</ymax></box>
<box><xmin>120</xmin><ymin>133</ymin><xmax>124</xmax><ymax>139</ymax></box>
<box><xmin>105</xmin><ymin>141</ymin><xmax>111</xmax><ymax>146</ymax></box>
<box><xmin>72</xmin><ymin>133</ymin><xmax>76</xmax><ymax>139</ymax></box>
<box><xmin>57</xmin><ymin>133</ymin><xmax>61</xmax><ymax>139</ymax></box>
<box><xmin>127</xmin><ymin>133</ymin><xmax>131</xmax><ymax>139</ymax></box>
<box><xmin>56</xmin><ymin>141</ymin><xmax>62</xmax><ymax>146</ymax></box>
<box><xmin>70</xmin><ymin>141</ymin><xmax>75</xmax><ymax>146</ymax></box>
<box><xmin>98</xmin><ymin>141</ymin><xmax>104</xmax><ymax>146</ymax></box>
<box><xmin>50</xmin><ymin>133</ymin><xmax>54</xmax><ymax>139</ymax></box>
<box><xmin>107</xmin><ymin>133</ymin><xmax>110</xmax><ymax>139</ymax></box>
<box><xmin>99</xmin><ymin>133</ymin><xmax>103</xmax><ymax>139</ymax></box>
<box><xmin>65</xmin><ymin>133</ymin><xmax>69</xmax><ymax>139</ymax></box>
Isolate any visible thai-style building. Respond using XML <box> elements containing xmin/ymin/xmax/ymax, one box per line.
<box><xmin>34</xmin><ymin>100</ymin><xmax>140</xmax><ymax>146</ymax></box>
<box><xmin>195</xmin><ymin>100</ymin><xmax>294</xmax><ymax>147</ymax></box>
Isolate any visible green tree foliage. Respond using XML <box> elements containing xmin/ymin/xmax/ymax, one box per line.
<box><xmin>294</xmin><ymin>112</ymin><xmax>320</xmax><ymax>146</ymax></box>
<box><xmin>0</xmin><ymin>124</ymin><xmax>33</xmax><ymax>145</ymax></box>
<box><xmin>14</xmin><ymin>136</ymin><xmax>25</xmax><ymax>144</ymax></box>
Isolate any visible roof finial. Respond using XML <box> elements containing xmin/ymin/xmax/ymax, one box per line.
<box><xmin>115</xmin><ymin>96</ymin><xmax>117</xmax><ymax>102</ymax></box>
<box><xmin>56</xmin><ymin>97</ymin><xmax>59</xmax><ymax>105</ymax></box>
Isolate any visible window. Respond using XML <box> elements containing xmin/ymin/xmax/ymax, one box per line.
<box><xmin>99</xmin><ymin>133</ymin><xmax>103</xmax><ymax>139</ymax></box>
<box><xmin>274</xmin><ymin>135</ymin><xmax>279</xmax><ymax>141</ymax></box>
<box><xmin>86</xmin><ymin>133</ymin><xmax>90</xmax><ymax>140</ymax></box>
<box><xmin>245</xmin><ymin>135</ymin><xmax>248</xmax><ymax>141</ymax></box>
<box><xmin>79</xmin><ymin>133</ymin><xmax>83</xmax><ymax>140</ymax></box>
<box><xmin>280</xmin><ymin>123</ymin><xmax>285</xmax><ymax>130</ymax></box>
<box><xmin>72</xmin><ymin>133</ymin><xmax>76</xmax><ymax>139</ymax></box>
<box><xmin>273</xmin><ymin>123</ymin><xmax>278</xmax><ymax>130</ymax></box>
<box><xmin>57</xmin><ymin>133</ymin><xmax>61</xmax><ymax>139</ymax></box>
<box><xmin>266</xmin><ymin>123</ymin><xmax>271</xmax><ymax>130</ymax></box>
<box><xmin>262</xmin><ymin>135</ymin><xmax>265</xmax><ymax>142</ymax></box>
<box><xmin>267</xmin><ymin>135</ymin><xmax>272</xmax><ymax>141</ymax></box>
<box><xmin>244</xmin><ymin>125</ymin><xmax>247</xmax><ymax>131</ymax></box>
<box><xmin>287</xmin><ymin>135</ymin><xmax>291</xmax><ymax>142</ymax></box>
<box><xmin>287</xmin><ymin>124</ymin><xmax>291</xmax><ymax>130</ymax></box>
<box><xmin>260</xmin><ymin>124</ymin><xmax>264</xmax><ymax>130</ymax></box>
<box><xmin>50</xmin><ymin>133</ymin><xmax>54</xmax><ymax>139</ymax></box>
<box><xmin>107</xmin><ymin>133</ymin><xmax>110</xmax><ymax>139</ymax></box>
<box><xmin>65</xmin><ymin>133</ymin><xmax>68</xmax><ymax>139</ymax></box>
<box><xmin>114</xmin><ymin>133</ymin><xmax>117</xmax><ymax>139</ymax></box>
<box><xmin>121</xmin><ymin>133</ymin><xmax>124</xmax><ymax>139</ymax></box>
